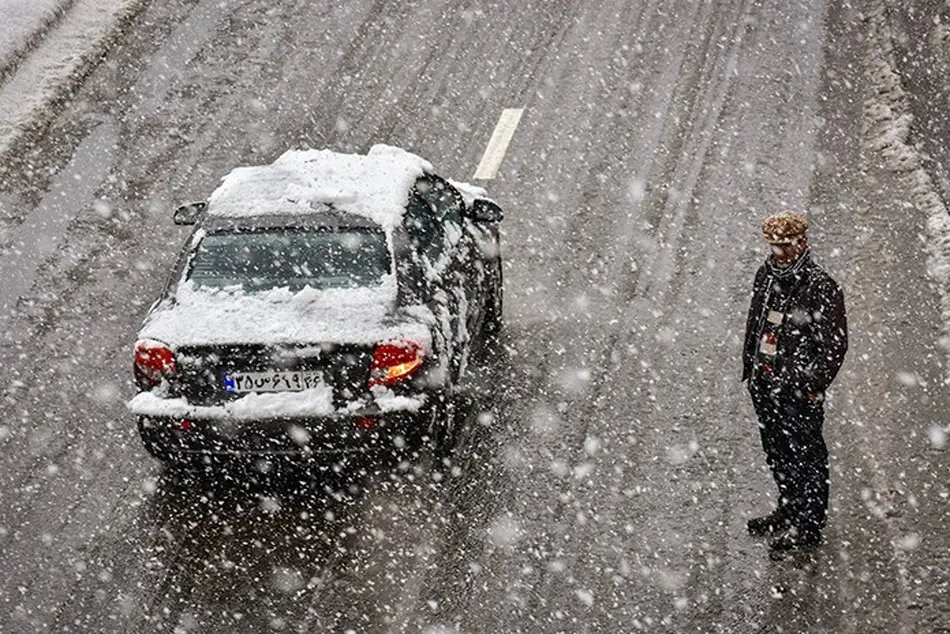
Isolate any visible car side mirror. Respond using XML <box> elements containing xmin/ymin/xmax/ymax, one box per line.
<box><xmin>468</xmin><ymin>198</ymin><xmax>504</xmax><ymax>223</ymax></box>
<box><xmin>173</xmin><ymin>201</ymin><xmax>207</xmax><ymax>225</ymax></box>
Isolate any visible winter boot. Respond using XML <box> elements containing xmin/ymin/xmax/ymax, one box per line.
<box><xmin>768</xmin><ymin>526</ymin><xmax>821</xmax><ymax>551</ymax></box>
<box><xmin>746</xmin><ymin>509</ymin><xmax>790</xmax><ymax>536</ymax></box>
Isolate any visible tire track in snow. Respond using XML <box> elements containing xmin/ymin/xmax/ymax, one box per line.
<box><xmin>860</xmin><ymin>2</ymin><xmax>950</xmax><ymax>631</ymax></box>
<box><xmin>862</xmin><ymin>3</ymin><xmax>950</xmax><ymax>390</ymax></box>
<box><xmin>0</xmin><ymin>0</ymin><xmax>146</xmax><ymax>161</ymax></box>
<box><xmin>0</xmin><ymin>0</ymin><xmax>78</xmax><ymax>86</ymax></box>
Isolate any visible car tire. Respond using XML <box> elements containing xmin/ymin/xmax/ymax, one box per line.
<box><xmin>482</xmin><ymin>260</ymin><xmax>503</xmax><ymax>340</ymax></box>
<box><xmin>139</xmin><ymin>426</ymin><xmax>172</xmax><ymax>462</ymax></box>
<box><xmin>424</xmin><ymin>388</ymin><xmax>458</xmax><ymax>459</ymax></box>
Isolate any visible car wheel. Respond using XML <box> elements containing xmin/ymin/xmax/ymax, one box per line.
<box><xmin>137</xmin><ymin>419</ymin><xmax>194</xmax><ymax>469</ymax></box>
<box><xmin>482</xmin><ymin>261</ymin><xmax>503</xmax><ymax>340</ymax></box>
<box><xmin>424</xmin><ymin>389</ymin><xmax>458</xmax><ymax>459</ymax></box>
<box><xmin>138</xmin><ymin>425</ymin><xmax>172</xmax><ymax>462</ymax></box>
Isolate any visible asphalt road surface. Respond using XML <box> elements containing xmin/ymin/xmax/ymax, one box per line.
<box><xmin>1</xmin><ymin>1</ymin><xmax>948</xmax><ymax>632</ymax></box>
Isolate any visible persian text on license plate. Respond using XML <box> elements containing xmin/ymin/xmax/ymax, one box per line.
<box><xmin>224</xmin><ymin>371</ymin><xmax>323</xmax><ymax>393</ymax></box>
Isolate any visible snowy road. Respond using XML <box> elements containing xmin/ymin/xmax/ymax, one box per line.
<box><xmin>0</xmin><ymin>0</ymin><xmax>949</xmax><ymax>632</ymax></box>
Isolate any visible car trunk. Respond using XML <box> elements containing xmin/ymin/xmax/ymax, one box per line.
<box><xmin>169</xmin><ymin>342</ymin><xmax>374</xmax><ymax>411</ymax></box>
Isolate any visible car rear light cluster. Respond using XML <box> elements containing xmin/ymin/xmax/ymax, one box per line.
<box><xmin>369</xmin><ymin>340</ymin><xmax>425</xmax><ymax>388</ymax></box>
<box><xmin>134</xmin><ymin>339</ymin><xmax>177</xmax><ymax>389</ymax></box>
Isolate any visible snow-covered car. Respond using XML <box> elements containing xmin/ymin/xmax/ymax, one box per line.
<box><xmin>128</xmin><ymin>145</ymin><xmax>503</xmax><ymax>464</ymax></box>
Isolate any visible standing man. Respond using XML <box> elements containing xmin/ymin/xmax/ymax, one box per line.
<box><xmin>742</xmin><ymin>211</ymin><xmax>848</xmax><ymax>551</ymax></box>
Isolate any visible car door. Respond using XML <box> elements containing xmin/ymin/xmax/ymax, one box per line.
<box><xmin>460</xmin><ymin>199</ymin><xmax>501</xmax><ymax>326</ymax></box>
<box><xmin>413</xmin><ymin>176</ymin><xmax>482</xmax><ymax>378</ymax></box>
<box><xmin>400</xmin><ymin>184</ymin><xmax>458</xmax><ymax>384</ymax></box>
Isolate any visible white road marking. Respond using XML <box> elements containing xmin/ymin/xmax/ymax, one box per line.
<box><xmin>474</xmin><ymin>108</ymin><xmax>524</xmax><ymax>180</ymax></box>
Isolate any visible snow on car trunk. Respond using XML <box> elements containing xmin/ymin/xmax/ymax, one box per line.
<box><xmin>138</xmin><ymin>275</ymin><xmax>428</xmax><ymax>348</ymax></box>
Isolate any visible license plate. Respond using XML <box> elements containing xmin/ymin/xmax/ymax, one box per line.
<box><xmin>224</xmin><ymin>371</ymin><xmax>323</xmax><ymax>393</ymax></box>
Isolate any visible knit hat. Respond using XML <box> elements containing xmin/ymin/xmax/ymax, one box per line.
<box><xmin>761</xmin><ymin>210</ymin><xmax>808</xmax><ymax>244</ymax></box>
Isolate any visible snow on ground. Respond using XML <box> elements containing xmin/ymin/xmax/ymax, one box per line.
<box><xmin>0</xmin><ymin>0</ymin><xmax>71</xmax><ymax>74</ymax></box>
<box><xmin>0</xmin><ymin>0</ymin><xmax>143</xmax><ymax>157</ymax></box>
<box><xmin>864</xmin><ymin>0</ymin><xmax>950</xmax><ymax>386</ymax></box>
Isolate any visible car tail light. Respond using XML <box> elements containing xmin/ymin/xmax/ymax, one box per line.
<box><xmin>134</xmin><ymin>339</ymin><xmax>176</xmax><ymax>389</ymax></box>
<box><xmin>369</xmin><ymin>340</ymin><xmax>424</xmax><ymax>387</ymax></box>
<box><xmin>356</xmin><ymin>417</ymin><xmax>377</xmax><ymax>430</ymax></box>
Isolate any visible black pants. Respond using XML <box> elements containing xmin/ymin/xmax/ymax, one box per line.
<box><xmin>749</xmin><ymin>383</ymin><xmax>829</xmax><ymax>533</ymax></box>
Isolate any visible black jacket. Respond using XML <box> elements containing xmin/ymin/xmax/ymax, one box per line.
<box><xmin>742</xmin><ymin>250</ymin><xmax>848</xmax><ymax>398</ymax></box>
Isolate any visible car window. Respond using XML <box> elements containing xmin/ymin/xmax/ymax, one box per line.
<box><xmin>404</xmin><ymin>193</ymin><xmax>445</xmax><ymax>263</ymax></box>
<box><xmin>187</xmin><ymin>227</ymin><xmax>391</xmax><ymax>292</ymax></box>
<box><xmin>415</xmin><ymin>177</ymin><xmax>463</xmax><ymax>235</ymax></box>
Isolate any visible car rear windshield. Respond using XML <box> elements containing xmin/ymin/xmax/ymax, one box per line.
<box><xmin>187</xmin><ymin>227</ymin><xmax>391</xmax><ymax>292</ymax></box>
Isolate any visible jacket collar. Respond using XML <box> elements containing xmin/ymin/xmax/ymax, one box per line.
<box><xmin>766</xmin><ymin>247</ymin><xmax>811</xmax><ymax>279</ymax></box>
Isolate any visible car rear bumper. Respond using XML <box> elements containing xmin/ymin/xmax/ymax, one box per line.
<box><xmin>137</xmin><ymin>409</ymin><xmax>434</xmax><ymax>459</ymax></box>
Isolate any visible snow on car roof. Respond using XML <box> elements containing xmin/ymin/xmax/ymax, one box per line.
<box><xmin>206</xmin><ymin>144</ymin><xmax>432</xmax><ymax>231</ymax></box>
